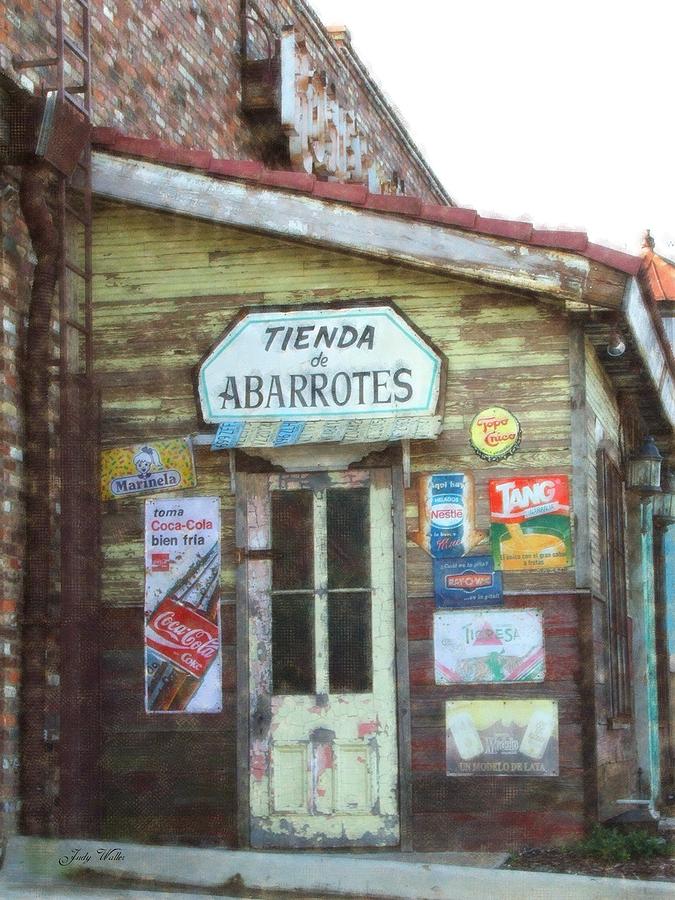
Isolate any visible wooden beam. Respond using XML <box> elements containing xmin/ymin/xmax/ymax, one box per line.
<box><xmin>91</xmin><ymin>153</ymin><xmax>622</xmax><ymax>309</ymax></box>
<box><xmin>392</xmin><ymin>465</ymin><xmax>413</xmax><ymax>851</ymax></box>
<box><xmin>623</xmin><ymin>277</ymin><xmax>675</xmax><ymax>428</ymax></box>
<box><xmin>568</xmin><ymin>322</ymin><xmax>592</xmax><ymax>590</ymax></box>
<box><xmin>235</xmin><ymin>471</ymin><xmax>250</xmax><ymax>848</ymax></box>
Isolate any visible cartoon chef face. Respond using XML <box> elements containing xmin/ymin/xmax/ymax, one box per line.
<box><xmin>133</xmin><ymin>446</ymin><xmax>161</xmax><ymax>477</ymax></box>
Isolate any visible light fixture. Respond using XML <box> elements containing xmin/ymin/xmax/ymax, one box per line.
<box><xmin>654</xmin><ymin>467</ymin><xmax>675</xmax><ymax>522</ymax></box>
<box><xmin>626</xmin><ymin>435</ymin><xmax>663</xmax><ymax>494</ymax></box>
<box><xmin>607</xmin><ymin>327</ymin><xmax>626</xmax><ymax>358</ymax></box>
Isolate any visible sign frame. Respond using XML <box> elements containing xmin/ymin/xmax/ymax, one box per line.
<box><xmin>433</xmin><ymin>555</ymin><xmax>503</xmax><ymax>608</ymax></box>
<box><xmin>489</xmin><ymin>474</ymin><xmax>573</xmax><ymax>572</ymax></box>
<box><xmin>446</xmin><ymin>699</ymin><xmax>559</xmax><ymax>777</ymax></box>
<box><xmin>194</xmin><ymin>299</ymin><xmax>448</xmax><ymax>442</ymax></box>
<box><xmin>434</xmin><ymin>608</ymin><xmax>545</xmax><ymax>683</ymax></box>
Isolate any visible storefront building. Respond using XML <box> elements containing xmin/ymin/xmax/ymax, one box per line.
<box><xmin>1</xmin><ymin>0</ymin><xmax>674</xmax><ymax>855</ymax></box>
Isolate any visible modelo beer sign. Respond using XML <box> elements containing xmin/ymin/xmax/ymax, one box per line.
<box><xmin>197</xmin><ymin>304</ymin><xmax>444</xmax><ymax>448</ymax></box>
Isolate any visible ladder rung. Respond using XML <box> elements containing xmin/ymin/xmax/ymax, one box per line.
<box><xmin>65</xmin><ymin>203</ymin><xmax>88</xmax><ymax>224</ymax></box>
<box><xmin>64</xmin><ymin>36</ymin><xmax>88</xmax><ymax>64</ymax></box>
<box><xmin>66</xmin><ymin>84</ymin><xmax>87</xmax><ymax>94</ymax></box>
<box><xmin>12</xmin><ymin>55</ymin><xmax>59</xmax><ymax>69</ymax></box>
<box><xmin>66</xmin><ymin>259</ymin><xmax>87</xmax><ymax>279</ymax></box>
<box><xmin>63</xmin><ymin>90</ymin><xmax>87</xmax><ymax>115</ymax></box>
<box><xmin>65</xmin><ymin>318</ymin><xmax>88</xmax><ymax>335</ymax></box>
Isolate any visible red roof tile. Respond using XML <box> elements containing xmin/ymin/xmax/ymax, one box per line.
<box><xmin>420</xmin><ymin>204</ymin><xmax>477</xmax><ymax>228</ymax></box>
<box><xmin>208</xmin><ymin>159</ymin><xmax>264</xmax><ymax>180</ymax></box>
<box><xmin>156</xmin><ymin>143</ymin><xmax>212</xmax><ymax>169</ymax></box>
<box><xmin>585</xmin><ymin>243</ymin><xmax>642</xmax><ymax>276</ymax></box>
<box><xmin>312</xmin><ymin>181</ymin><xmax>368</xmax><ymax>205</ymax></box>
<box><xmin>530</xmin><ymin>229</ymin><xmax>588</xmax><ymax>252</ymax></box>
<box><xmin>364</xmin><ymin>194</ymin><xmax>423</xmax><ymax>217</ymax></box>
<box><xmin>259</xmin><ymin>170</ymin><xmax>316</xmax><ymax>192</ymax></box>
<box><xmin>474</xmin><ymin>216</ymin><xmax>533</xmax><ymax>242</ymax></box>
<box><xmin>641</xmin><ymin>250</ymin><xmax>675</xmax><ymax>304</ymax></box>
<box><xmin>89</xmin><ymin>128</ymin><xmax>643</xmax><ymax>277</ymax></box>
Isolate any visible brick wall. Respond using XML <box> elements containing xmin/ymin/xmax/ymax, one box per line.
<box><xmin>1</xmin><ymin>0</ymin><xmax>449</xmax><ymax>202</ymax></box>
<box><xmin>0</xmin><ymin>166</ymin><xmax>29</xmax><ymax>835</ymax></box>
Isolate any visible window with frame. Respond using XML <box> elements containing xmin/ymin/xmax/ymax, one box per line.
<box><xmin>597</xmin><ymin>449</ymin><xmax>631</xmax><ymax>720</ymax></box>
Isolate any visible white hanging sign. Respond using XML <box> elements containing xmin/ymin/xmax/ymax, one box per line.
<box><xmin>198</xmin><ymin>305</ymin><xmax>444</xmax><ymax>447</ymax></box>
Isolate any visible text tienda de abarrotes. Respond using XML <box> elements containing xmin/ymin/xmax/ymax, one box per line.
<box><xmin>217</xmin><ymin>323</ymin><xmax>414</xmax><ymax>411</ymax></box>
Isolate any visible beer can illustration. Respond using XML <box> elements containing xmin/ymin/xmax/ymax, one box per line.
<box><xmin>447</xmin><ymin>711</ymin><xmax>483</xmax><ymax>760</ymax></box>
<box><xmin>519</xmin><ymin>707</ymin><xmax>555</xmax><ymax>760</ymax></box>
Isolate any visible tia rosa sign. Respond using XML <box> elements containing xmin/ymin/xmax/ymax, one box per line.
<box><xmin>197</xmin><ymin>306</ymin><xmax>442</xmax><ymax>426</ymax></box>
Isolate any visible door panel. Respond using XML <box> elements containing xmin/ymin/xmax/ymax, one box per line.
<box><xmin>246</xmin><ymin>469</ymin><xmax>399</xmax><ymax>848</ymax></box>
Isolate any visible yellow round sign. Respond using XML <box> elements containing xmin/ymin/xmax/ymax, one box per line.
<box><xmin>469</xmin><ymin>406</ymin><xmax>521</xmax><ymax>461</ymax></box>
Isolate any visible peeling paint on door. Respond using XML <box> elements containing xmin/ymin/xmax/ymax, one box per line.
<box><xmin>246</xmin><ymin>469</ymin><xmax>399</xmax><ymax>847</ymax></box>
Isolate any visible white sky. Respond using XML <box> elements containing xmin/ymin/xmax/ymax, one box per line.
<box><xmin>311</xmin><ymin>0</ymin><xmax>674</xmax><ymax>255</ymax></box>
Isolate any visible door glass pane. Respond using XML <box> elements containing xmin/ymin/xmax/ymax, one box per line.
<box><xmin>327</xmin><ymin>488</ymin><xmax>370</xmax><ymax>589</ymax></box>
<box><xmin>272</xmin><ymin>490</ymin><xmax>313</xmax><ymax>589</ymax></box>
<box><xmin>272</xmin><ymin>594</ymin><xmax>314</xmax><ymax>694</ymax></box>
<box><xmin>328</xmin><ymin>593</ymin><xmax>372</xmax><ymax>693</ymax></box>
<box><xmin>326</xmin><ymin>488</ymin><xmax>372</xmax><ymax>693</ymax></box>
<box><xmin>271</xmin><ymin>490</ymin><xmax>315</xmax><ymax>694</ymax></box>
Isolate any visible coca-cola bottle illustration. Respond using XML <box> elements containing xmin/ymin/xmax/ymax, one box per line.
<box><xmin>146</xmin><ymin>542</ymin><xmax>220</xmax><ymax>711</ymax></box>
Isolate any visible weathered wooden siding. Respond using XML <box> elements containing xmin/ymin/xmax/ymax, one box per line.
<box><xmin>406</xmin><ymin>592</ymin><xmax>586</xmax><ymax>850</ymax></box>
<box><xmin>94</xmin><ymin>201</ymin><xmax>583</xmax><ymax>848</ymax></box>
<box><xmin>583</xmin><ymin>339</ymin><xmax>638</xmax><ymax>819</ymax></box>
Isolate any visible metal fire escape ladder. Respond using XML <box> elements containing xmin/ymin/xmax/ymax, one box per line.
<box><xmin>12</xmin><ymin>0</ymin><xmax>100</xmax><ymax>838</ymax></box>
<box><xmin>14</xmin><ymin>0</ymin><xmax>94</xmax><ymax>376</ymax></box>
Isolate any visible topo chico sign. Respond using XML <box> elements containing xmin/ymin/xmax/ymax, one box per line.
<box><xmin>197</xmin><ymin>304</ymin><xmax>444</xmax><ymax>448</ymax></box>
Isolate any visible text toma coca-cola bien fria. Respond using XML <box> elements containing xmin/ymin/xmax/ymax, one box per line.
<box><xmin>149</xmin><ymin>510</ymin><xmax>214</xmax><ymax>548</ymax></box>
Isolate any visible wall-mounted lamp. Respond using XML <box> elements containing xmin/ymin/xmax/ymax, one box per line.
<box><xmin>626</xmin><ymin>435</ymin><xmax>663</xmax><ymax>494</ymax></box>
<box><xmin>607</xmin><ymin>327</ymin><xmax>626</xmax><ymax>358</ymax></box>
<box><xmin>654</xmin><ymin>467</ymin><xmax>675</xmax><ymax>522</ymax></box>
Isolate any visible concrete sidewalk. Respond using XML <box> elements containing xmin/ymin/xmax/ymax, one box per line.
<box><xmin>1</xmin><ymin>835</ymin><xmax>673</xmax><ymax>899</ymax></box>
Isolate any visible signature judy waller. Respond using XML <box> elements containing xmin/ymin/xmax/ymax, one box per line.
<box><xmin>58</xmin><ymin>847</ymin><xmax>125</xmax><ymax>866</ymax></box>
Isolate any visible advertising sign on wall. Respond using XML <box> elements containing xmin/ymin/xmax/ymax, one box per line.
<box><xmin>434</xmin><ymin>609</ymin><xmax>544</xmax><ymax>683</ymax></box>
<box><xmin>198</xmin><ymin>304</ymin><xmax>445</xmax><ymax>446</ymax></box>
<box><xmin>469</xmin><ymin>406</ymin><xmax>521</xmax><ymax>462</ymax></box>
<box><xmin>144</xmin><ymin>497</ymin><xmax>222</xmax><ymax>713</ymax></box>
<box><xmin>410</xmin><ymin>473</ymin><xmax>485</xmax><ymax>558</ymax></box>
<box><xmin>446</xmin><ymin>699</ymin><xmax>559</xmax><ymax>776</ymax></box>
<box><xmin>433</xmin><ymin>556</ymin><xmax>503</xmax><ymax>608</ymax></box>
<box><xmin>100</xmin><ymin>437</ymin><xmax>196</xmax><ymax>501</ymax></box>
<box><xmin>489</xmin><ymin>475</ymin><xmax>572</xmax><ymax>571</ymax></box>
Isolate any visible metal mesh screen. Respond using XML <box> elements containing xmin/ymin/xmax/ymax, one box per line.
<box><xmin>327</xmin><ymin>488</ymin><xmax>372</xmax><ymax>693</ymax></box>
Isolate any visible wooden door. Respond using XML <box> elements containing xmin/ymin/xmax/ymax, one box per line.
<box><xmin>245</xmin><ymin>469</ymin><xmax>399</xmax><ymax>848</ymax></box>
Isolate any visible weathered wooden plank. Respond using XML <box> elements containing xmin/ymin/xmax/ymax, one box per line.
<box><xmin>92</xmin><ymin>154</ymin><xmax>621</xmax><ymax>307</ymax></box>
<box><xmin>392</xmin><ymin>465</ymin><xmax>413</xmax><ymax>852</ymax></box>
<box><xmin>410</xmin><ymin>772</ymin><xmax>584</xmax><ymax>813</ymax></box>
<box><xmin>569</xmin><ymin>322</ymin><xmax>591</xmax><ymax>589</ymax></box>
<box><xmin>623</xmin><ymin>277</ymin><xmax>675</xmax><ymax>427</ymax></box>
<box><xmin>411</xmin><ymin>810</ymin><xmax>583</xmax><ymax>852</ymax></box>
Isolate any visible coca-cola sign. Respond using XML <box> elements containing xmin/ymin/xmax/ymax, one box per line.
<box><xmin>144</xmin><ymin>497</ymin><xmax>223</xmax><ymax>714</ymax></box>
<box><xmin>147</xmin><ymin>598</ymin><xmax>219</xmax><ymax>678</ymax></box>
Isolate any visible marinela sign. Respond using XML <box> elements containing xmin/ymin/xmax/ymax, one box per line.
<box><xmin>198</xmin><ymin>305</ymin><xmax>445</xmax><ymax>447</ymax></box>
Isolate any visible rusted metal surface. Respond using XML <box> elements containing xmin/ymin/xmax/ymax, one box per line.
<box><xmin>59</xmin><ymin>375</ymin><xmax>102</xmax><ymax>837</ymax></box>
<box><xmin>17</xmin><ymin>161</ymin><xmax>59</xmax><ymax>835</ymax></box>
